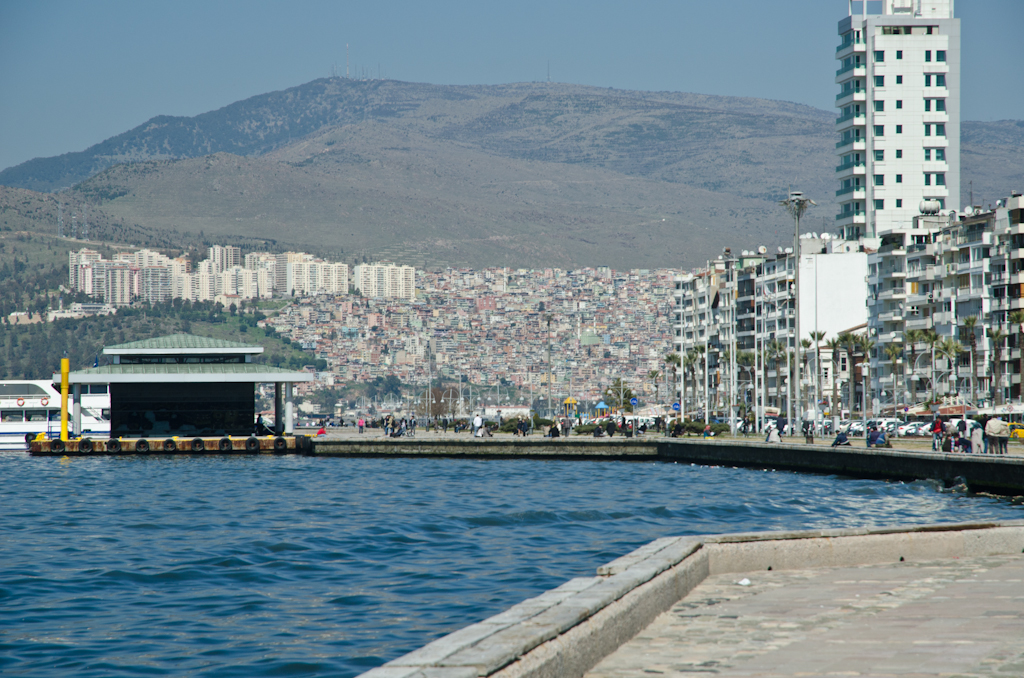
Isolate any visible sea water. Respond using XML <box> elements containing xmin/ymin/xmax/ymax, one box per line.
<box><xmin>2</xmin><ymin>453</ymin><xmax>1021</xmax><ymax>677</ymax></box>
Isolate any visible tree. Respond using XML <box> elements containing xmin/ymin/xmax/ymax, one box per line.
<box><xmin>904</xmin><ymin>328</ymin><xmax>923</xmax><ymax>405</ymax></box>
<box><xmin>664</xmin><ymin>353</ymin><xmax>680</xmax><ymax>406</ymax></box>
<box><xmin>856</xmin><ymin>337</ymin><xmax>875</xmax><ymax>416</ymax></box>
<box><xmin>961</xmin><ymin>315</ymin><xmax>978</xmax><ymax>406</ymax></box>
<box><xmin>937</xmin><ymin>338</ymin><xmax>963</xmax><ymax>397</ymax></box>
<box><xmin>1009</xmin><ymin>310</ymin><xmax>1024</xmax><ymax>402</ymax></box>
<box><xmin>312</xmin><ymin>387</ymin><xmax>341</xmax><ymax>417</ymax></box>
<box><xmin>826</xmin><ymin>337</ymin><xmax>843</xmax><ymax>420</ymax></box>
<box><xmin>990</xmin><ymin>328</ymin><xmax>1007</xmax><ymax>405</ymax></box>
<box><xmin>839</xmin><ymin>333</ymin><xmax>859</xmax><ymax>417</ymax></box>
<box><xmin>923</xmin><ymin>329</ymin><xmax>940</xmax><ymax>402</ymax></box>
<box><xmin>603</xmin><ymin>378</ymin><xmax>635</xmax><ymax>412</ymax></box>
<box><xmin>884</xmin><ymin>343</ymin><xmax>903</xmax><ymax>414</ymax></box>
<box><xmin>767</xmin><ymin>339</ymin><xmax>787</xmax><ymax>410</ymax></box>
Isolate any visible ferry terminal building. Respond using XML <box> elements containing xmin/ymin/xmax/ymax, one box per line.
<box><xmin>57</xmin><ymin>334</ymin><xmax>313</xmax><ymax>438</ymax></box>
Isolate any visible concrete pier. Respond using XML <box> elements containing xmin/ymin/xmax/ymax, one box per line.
<box><xmin>360</xmin><ymin>520</ymin><xmax>1024</xmax><ymax>678</ymax></box>
<box><xmin>310</xmin><ymin>435</ymin><xmax>1024</xmax><ymax>495</ymax></box>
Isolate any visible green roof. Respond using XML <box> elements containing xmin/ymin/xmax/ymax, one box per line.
<box><xmin>61</xmin><ymin>363</ymin><xmax>313</xmax><ymax>384</ymax></box>
<box><xmin>104</xmin><ymin>333</ymin><xmax>263</xmax><ymax>354</ymax></box>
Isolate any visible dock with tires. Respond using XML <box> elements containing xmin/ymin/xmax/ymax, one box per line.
<box><xmin>29</xmin><ymin>435</ymin><xmax>313</xmax><ymax>456</ymax></box>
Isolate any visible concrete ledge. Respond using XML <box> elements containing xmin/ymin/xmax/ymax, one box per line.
<box><xmin>312</xmin><ymin>438</ymin><xmax>658</xmax><ymax>460</ymax></box>
<box><xmin>360</xmin><ymin>520</ymin><xmax>1024</xmax><ymax>678</ymax></box>
<box><xmin>658</xmin><ymin>438</ymin><xmax>1024</xmax><ymax>494</ymax></box>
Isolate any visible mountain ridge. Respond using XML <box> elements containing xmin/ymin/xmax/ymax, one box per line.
<box><xmin>2</xmin><ymin>78</ymin><xmax>1021</xmax><ymax>270</ymax></box>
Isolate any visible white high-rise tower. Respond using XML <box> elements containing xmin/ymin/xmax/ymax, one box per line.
<box><xmin>835</xmin><ymin>0</ymin><xmax>959</xmax><ymax>239</ymax></box>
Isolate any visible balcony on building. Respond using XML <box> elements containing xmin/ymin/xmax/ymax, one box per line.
<box><xmin>835</xmin><ymin>111</ymin><xmax>865</xmax><ymax>131</ymax></box>
<box><xmin>836</xmin><ymin>209</ymin><xmax>866</xmax><ymax>225</ymax></box>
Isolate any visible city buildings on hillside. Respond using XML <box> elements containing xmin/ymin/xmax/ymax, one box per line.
<box><xmin>261</xmin><ymin>266</ymin><xmax>677</xmax><ymax>416</ymax></box>
<box><xmin>69</xmin><ymin>246</ymin><xmax>349</xmax><ymax>306</ymax></box>
<box><xmin>835</xmin><ymin>0</ymin><xmax>959</xmax><ymax>239</ymax></box>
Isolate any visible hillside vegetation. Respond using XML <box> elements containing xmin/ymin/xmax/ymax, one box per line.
<box><xmin>1</xmin><ymin>79</ymin><xmax>1021</xmax><ymax>270</ymax></box>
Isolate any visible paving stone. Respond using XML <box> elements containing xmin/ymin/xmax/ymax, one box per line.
<box><xmin>584</xmin><ymin>553</ymin><xmax>1024</xmax><ymax>678</ymax></box>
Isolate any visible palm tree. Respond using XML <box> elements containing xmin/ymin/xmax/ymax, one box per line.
<box><xmin>857</xmin><ymin>337</ymin><xmax>876</xmax><ymax>416</ymax></box>
<box><xmin>884</xmin><ymin>343</ymin><xmax>903</xmax><ymax>414</ymax></box>
<box><xmin>961</xmin><ymin>316</ymin><xmax>978</xmax><ymax>406</ymax></box>
<box><xmin>736</xmin><ymin>350</ymin><xmax>756</xmax><ymax>418</ymax></box>
<box><xmin>923</xmin><ymin>329</ymin><xmax>940</xmax><ymax>403</ymax></box>
<box><xmin>664</xmin><ymin>353</ymin><xmax>680</xmax><ymax>408</ymax></box>
<box><xmin>808</xmin><ymin>330</ymin><xmax>826</xmax><ymax>410</ymax></box>
<box><xmin>826</xmin><ymin>336</ymin><xmax>843</xmax><ymax>421</ymax></box>
<box><xmin>647</xmin><ymin>369</ymin><xmax>661</xmax><ymax>402</ymax></box>
<box><xmin>990</xmin><ymin>328</ymin><xmax>1007</xmax><ymax>405</ymax></box>
<box><xmin>904</xmin><ymin>328</ymin><xmax>923</xmax><ymax>405</ymax></box>
<box><xmin>840</xmin><ymin>332</ymin><xmax>859</xmax><ymax>418</ymax></box>
<box><xmin>683</xmin><ymin>350</ymin><xmax>700</xmax><ymax>416</ymax></box>
<box><xmin>1009</xmin><ymin>310</ymin><xmax>1024</xmax><ymax>403</ymax></box>
<box><xmin>767</xmin><ymin>339</ymin><xmax>787</xmax><ymax>410</ymax></box>
<box><xmin>937</xmin><ymin>338</ymin><xmax>963</xmax><ymax>398</ymax></box>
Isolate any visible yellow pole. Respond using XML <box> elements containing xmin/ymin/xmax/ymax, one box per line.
<box><xmin>60</xmin><ymin>358</ymin><xmax>69</xmax><ymax>441</ymax></box>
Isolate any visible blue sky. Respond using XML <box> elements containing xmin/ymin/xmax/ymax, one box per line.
<box><xmin>1</xmin><ymin>0</ymin><xmax>1019</xmax><ymax>172</ymax></box>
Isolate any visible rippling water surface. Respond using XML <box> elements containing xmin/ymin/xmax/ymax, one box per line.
<box><xmin>2</xmin><ymin>453</ymin><xmax>1021</xmax><ymax>676</ymax></box>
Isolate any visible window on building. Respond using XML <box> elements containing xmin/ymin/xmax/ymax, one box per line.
<box><xmin>896</xmin><ymin>199</ymin><xmax>903</xmax><ymax>208</ymax></box>
<box><xmin>936</xmin><ymin>74</ymin><xmax>946</xmax><ymax>87</ymax></box>
<box><xmin>874</xmin><ymin>125</ymin><xmax>884</xmax><ymax>136</ymax></box>
<box><xmin>874</xmin><ymin>100</ymin><xmax>884</xmax><ymax>112</ymax></box>
<box><xmin>935</xmin><ymin>148</ymin><xmax>945</xmax><ymax>161</ymax></box>
<box><xmin>925</xmin><ymin>50</ymin><xmax>932</xmax><ymax>62</ymax></box>
<box><xmin>874</xmin><ymin>199</ymin><xmax>884</xmax><ymax>210</ymax></box>
<box><xmin>874</xmin><ymin>75</ymin><xmax>884</xmax><ymax>87</ymax></box>
<box><xmin>937</xmin><ymin>50</ymin><xmax>946</xmax><ymax>62</ymax></box>
<box><xmin>936</xmin><ymin>99</ymin><xmax>946</xmax><ymax>112</ymax></box>
<box><xmin>896</xmin><ymin>125</ymin><xmax>902</xmax><ymax>134</ymax></box>
<box><xmin>874</xmin><ymin>50</ymin><xmax>884</xmax><ymax>62</ymax></box>
<box><xmin>924</xmin><ymin>99</ymin><xmax>931</xmax><ymax>112</ymax></box>
<box><xmin>896</xmin><ymin>100</ymin><xmax>903</xmax><ymax>109</ymax></box>
<box><xmin>896</xmin><ymin>50</ymin><xmax>903</xmax><ymax>59</ymax></box>
<box><xmin>874</xmin><ymin>150</ymin><xmax>884</xmax><ymax>161</ymax></box>
<box><xmin>924</xmin><ymin>149</ymin><xmax>931</xmax><ymax>161</ymax></box>
<box><xmin>924</xmin><ymin>124</ymin><xmax>931</xmax><ymax>136</ymax></box>
<box><xmin>936</xmin><ymin>173</ymin><xmax>945</xmax><ymax>186</ymax></box>
<box><xmin>896</xmin><ymin>174</ymin><xmax>903</xmax><ymax>183</ymax></box>
<box><xmin>924</xmin><ymin>174</ymin><xmax>931</xmax><ymax>186</ymax></box>
<box><xmin>896</xmin><ymin>75</ymin><xmax>903</xmax><ymax>84</ymax></box>
<box><xmin>925</xmin><ymin>74</ymin><xmax>932</xmax><ymax>86</ymax></box>
<box><xmin>936</xmin><ymin>123</ymin><xmax>946</xmax><ymax>136</ymax></box>
<box><xmin>895</xmin><ymin>149</ymin><xmax>903</xmax><ymax>158</ymax></box>
<box><xmin>927</xmin><ymin>26</ymin><xmax>934</xmax><ymax>34</ymax></box>
<box><xmin>874</xmin><ymin>174</ymin><xmax>884</xmax><ymax>186</ymax></box>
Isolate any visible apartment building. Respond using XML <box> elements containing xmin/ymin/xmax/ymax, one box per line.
<box><xmin>208</xmin><ymin>245</ymin><xmax>241</xmax><ymax>273</ymax></box>
<box><xmin>353</xmin><ymin>262</ymin><xmax>416</xmax><ymax>300</ymax></box>
<box><xmin>868</xmin><ymin>193</ymin><xmax>1024</xmax><ymax>410</ymax></box>
<box><xmin>835</xmin><ymin>0</ymin><xmax>960</xmax><ymax>239</ymax></box>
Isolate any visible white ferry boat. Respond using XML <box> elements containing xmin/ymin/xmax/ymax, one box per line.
<box><xmin>0</xmin><ymin>380</ymin><xmax>110</xmax><ymax>450</ymax></box>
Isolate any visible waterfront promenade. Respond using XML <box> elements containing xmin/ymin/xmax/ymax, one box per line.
<box><xmin>362</xmin><ymin>521</ymin><xmax>1024</xmax><ymax>678</ymax></box>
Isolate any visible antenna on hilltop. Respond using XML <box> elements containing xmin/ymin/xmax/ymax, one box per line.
<box><xmin>547</xmin><ymin>60</ymin><xmax>550</xmax><ymax>82</ymax></box>
<box><xmin>346</xmin><ymin>43</ymin><xmax>350</xmax><ymax>78</ymax></box>
<box><xmin>57</xmin><ymin>200</ymin><xmax>64</xmax><ymax>238</ymax></box>
<box><xmin>82</xmin><ymin>204</ymin><xmax>89</xmax><ymax>240</ymax></box>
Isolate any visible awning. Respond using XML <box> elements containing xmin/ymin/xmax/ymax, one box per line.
<box><xmin>55</xmin><ymin>363</ymin><xmax>314</xmax><ymax>385</ymax></box>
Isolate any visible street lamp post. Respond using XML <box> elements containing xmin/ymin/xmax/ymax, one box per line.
<box><xmin>779</xmin><ymin>191</ymin><xmax>816</xmax><ymax>434</ymax></box>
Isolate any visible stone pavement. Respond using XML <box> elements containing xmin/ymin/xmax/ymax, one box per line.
<box><xmin>585</xmin><ymin>554</ymin><xmax>1024</xmax><ymax>678</ymax></box>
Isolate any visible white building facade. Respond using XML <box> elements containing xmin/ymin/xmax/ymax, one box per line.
<box><xmin>835</xmin><ymin>0</ymin><xmax>960</xmax><ymax>239</ymax></box>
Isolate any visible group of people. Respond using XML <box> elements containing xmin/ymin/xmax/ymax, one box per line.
<box><xmin>930</xmin><ymin>415</ymin><xmax>1010</xmax><ymax>455</ymax></box>
<box><xmin>826</xmin><ymin>415</ymin><xmax>1013</xmax><ymax>453</ymax></box>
